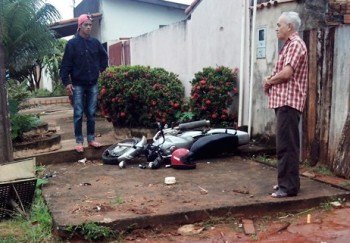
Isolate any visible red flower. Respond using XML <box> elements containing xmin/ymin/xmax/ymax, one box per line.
<box><xmin>200</xmin><ymin>80</ymin><xmax>206</xmax><ymax>85</ymax></box>
<box><xmin>173</xmin><ymin>103</ymin><xmax>180</xmax><ymax>109</ymax></box>
<box><xmin>205</xmin><ymin>100</ymin><xmax>211</xmax><ymax>105</ymax></box>
<box><xmin>233</xmin><ymin>87</ymin><xmax>238</xmax><ymax>94</ymax></box>
<box><xmin>151</xmin><ymin>100</ymin><xmax>157</xmax><ymax>106</ymax></box>
<box><xmin>119</xmin><ymin>112</ymin><xmax>126</xmax><ymax>118</ymax></box>
<box><xmin>211</xmin><ymin>113</ymin><xmax>218</xmax><ymax>119</ymax></box>
<box><xmin>100</xmin><ymin>88</ymin><xmax>107</xmax><ymax>96</ymax></box>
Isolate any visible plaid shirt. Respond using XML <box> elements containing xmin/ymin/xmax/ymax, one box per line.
<box><xmin>268</xmin><ymin>32</ymin><xmax>308</xmax><ymax>112</ymax></box>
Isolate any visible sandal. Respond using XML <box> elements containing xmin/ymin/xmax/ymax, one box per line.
<box><xmin>88</xmin><ymin>141</ymin><xmax>102</xmax><ymax>148</ymax></box>
<box><xmin>271</xmin><ymin>189</ymin><xmax>288</xmax><ymax>198</ymax></box>
<box><xmin>75</xmin><ymin>144</ymin><xmax>84</xmax><ymax>153</ymax></box>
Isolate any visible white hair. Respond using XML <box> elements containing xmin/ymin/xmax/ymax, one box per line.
<box><xmin>280</xmin><ymin>12</ymin><xmax>301</xmax><ymax>31</ymax></box>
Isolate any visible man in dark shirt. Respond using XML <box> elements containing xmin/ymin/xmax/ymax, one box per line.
<box><xmin>60</xmin><ymin>14</ymin><xmax>108</xmax><ymax>153</ymax></box>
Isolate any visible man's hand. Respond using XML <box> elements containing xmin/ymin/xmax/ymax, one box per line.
<box><xmin>66</xmin><ymin>84</ymin><xmax>74</xmax><ymax>96</ymax></box>
<box><xmin>263</xmin><ymin>76</ymin><xmax>272</xmax><ymax>94</ymax></box>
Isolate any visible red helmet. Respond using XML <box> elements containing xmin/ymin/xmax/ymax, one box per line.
<box><xmin>171</xmin><ymin>148</ymin><xmax>196</xmax><ymax>169</ymax></box>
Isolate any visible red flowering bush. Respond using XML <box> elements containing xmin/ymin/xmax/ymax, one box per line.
<box><xmin>98</xmin><ymin>65</ymin><xmax>184</xmax><ymax>128</ymax></box>
<box><xmin>189</xmin><ymin>66</ymin><xmax>239</xmax><ymax>126</ymax></box>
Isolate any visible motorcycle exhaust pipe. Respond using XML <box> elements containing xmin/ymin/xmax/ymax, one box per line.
<box><xmin>178</xmin><ymin>120</ymin><xmax>210</xmax><ymax>130</ymax></box>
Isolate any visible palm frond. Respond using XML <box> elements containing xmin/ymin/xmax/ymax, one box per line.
<box><xmin>0</xmin><ymin>0</ymin><xmax>60</xmax><ymax>71</ymax></box>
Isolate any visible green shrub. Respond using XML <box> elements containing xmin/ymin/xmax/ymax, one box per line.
<box><xmin>7</xmin><ymin>79</ymin><xmax>31</xmax><ymax>114</ymax></box>
<box><xmin>51</xmin><ymin>83</ymin><xmax>66</xmax><ymax>97</ymax></box>
<box><xmin>31</xmin><ymin>88</ymin><xmax>52</xmax><ymax>98</ymax></box>
<box><xmin>98</xmin><ymin>65</ymin><xmax>185</xmax><ymax>128</ymax></box>
<box><xmin>10</xmin><ymin>114</ymin><xmax>41</xmax><ymax>141</ymax></box>
<box><xmin>189</xmin><ymin>66</ymin><xmax>239</xmax><ymax>126</ymax></box>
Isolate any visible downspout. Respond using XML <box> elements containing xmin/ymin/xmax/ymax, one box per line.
<box><xmin>248</xmin><ymin>0</ymin><xmax>257</xmax><ymax>137</ymax></box>
<box><xmin>238</xmin><ymin>0</ymin><xmax>246</xmax><ymax>127</ymax></box>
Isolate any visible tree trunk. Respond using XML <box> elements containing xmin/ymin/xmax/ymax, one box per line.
<box><xmin>332</xmin><ymin>97</ymin><xmax>350</xmax><ymax>178</ymax></box>
<box><xmin>33</xmin><ymin>63</ymin><xmax>42</xmax><ymax>90</ymax></box>
<box><xmin>0</xmin><ymin>33</ymin><xmax>14</xmax><ymax>164</ymax></box>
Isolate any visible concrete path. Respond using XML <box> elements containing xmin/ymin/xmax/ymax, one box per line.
<box><xmin>17</xmin><ymin>100</ymin><xmax>350</xmax><ymax>236</ymax></box>
<box><xmin>17</xmin><ymin>103</ymin><xmax>116</xmax><ymax>164</ymax></box>
<box><xmin>42</xmin><ymin>156</ymin><xmax>350</xmax><ymax>234</ymax></box>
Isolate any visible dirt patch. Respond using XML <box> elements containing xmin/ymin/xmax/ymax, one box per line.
<box><xmin>122</xmin><ymin>206</ymin><xmax>350</xmax><ymax>242</ymax></box>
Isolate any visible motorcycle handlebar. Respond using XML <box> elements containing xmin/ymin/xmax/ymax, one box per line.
<box><xmin>178</xmin><ymin>120</ymin><xmax>210</xmax><ymax>130</ymax></box>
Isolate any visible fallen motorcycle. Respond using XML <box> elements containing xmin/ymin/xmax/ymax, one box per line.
<box><xmin>102</xmin><ymin>120</ymin><xmax>249</xmax><ymax>169</ymax></box>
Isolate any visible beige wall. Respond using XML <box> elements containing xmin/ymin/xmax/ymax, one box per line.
<box><xmin>252</xmin><ymin>2</ymin><xmax>300</xmax><ymax>135</ymax></box>
<box><xmin>130</xmin><ymin>0</ymin><xmax>250</xmax><ymax>124</ymax></box>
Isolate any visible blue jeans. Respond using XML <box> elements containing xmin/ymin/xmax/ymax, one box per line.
<box><xmin>73</xmin><ymin>84</ymin><xmax>98</xmax><ymax>144</ymax></box>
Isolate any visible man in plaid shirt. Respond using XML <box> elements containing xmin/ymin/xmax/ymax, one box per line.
<box><xmin>263</xmin><ymin>12</ymin><xmax>308</xmax><ymax>198</ymax></box>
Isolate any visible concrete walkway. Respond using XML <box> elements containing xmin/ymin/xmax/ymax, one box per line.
<box><xmin>17</xmin><ymin>102</ymin><xmax>116</xmax><ymax>164</ymax></box>
<box><xmin>16</xmin><ymin>100</ymin><xmax>350</xmax><ymax>237</ymax></box>
<box><xmin>43</xmin><ymin>157</ymin><xmax>350</xmax><ymax>235</ymax></box>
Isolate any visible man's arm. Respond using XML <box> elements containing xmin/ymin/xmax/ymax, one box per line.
<box><xmin>60</xmin><ymin>42</ymin><xmax>74</xmax><ymax>95</ymax></box>
<box><xmin>264</xmin><ymin>65</ymin><xmax>293</xmax><ymax>92</ymax></box>
<box><xmin>98</xmin><ymin>43</ymin><xmax>108</xmax><ymax>72</ymax></box>
<box><xmin>60</xmin><ymin>42</ymin><xmax>74</xmax><ymax>87</ymax></box>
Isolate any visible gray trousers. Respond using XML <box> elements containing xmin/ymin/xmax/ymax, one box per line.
<box><xmin>275</xmin><ymin>106</ymin><xmax>301</xmax><ymax>195</ymax></box>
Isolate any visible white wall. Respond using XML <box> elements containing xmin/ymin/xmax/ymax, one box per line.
<box><xmin>100</xmin><ymin>0</ymin><xmax>187</xmax><ymax>43</ymax></box>
<box><xmin>40</xmin><ymin>67</ymin><xmax>53</xmax><ymax>92</ymax></box>
<box><xmin>130</xmin><ymin>0</ymin><xmax>250</xmax><ymax>123</ymax></box>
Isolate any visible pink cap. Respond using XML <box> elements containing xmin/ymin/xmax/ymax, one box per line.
<box><xmin>77</xmin><ymin>14</ymin><xmax>92</xmax><ymax>30</ymax></box>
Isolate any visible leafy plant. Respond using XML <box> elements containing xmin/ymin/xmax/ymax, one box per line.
<box><xmin>175</xmin><ymin>111</ymin><xmax>195</xmax><ymax>123</ymax></box>
<box><xmin>320</xmin><ymin>201</ymin><xmax>333</xmax><ymax>211</ymax></box>
<box><xmin>30</xmin><ymin>83</ymin><xmax>66</xmax><ymax>98</ymax></box>
<box><xmin>99</xmin><ymin>65</ymin><xmax>185</xmax><ymax>128</ymax></box>
<box><xmin>10</xmin><ymin>114</ymin><xmax>41</xmax><ymax>141</ymax></box>
<box><xmin>43</xmin><ymin>39</ymin><xmax>67</xmax><ymax>85</ymax></box>
<box><xmin>111</xmin><ymin>196</ymin><xmax>124</xmax><ymax>205</ymax></box>
<box><xmin>81</xmin><ymin>222</ymin><xmax>114</xmax><ymax>241</ymax></box>
<box><xmin>252</xmin><ymin>155</ymin><xmax>277</xmax><ymax>167</ymax></box>
<box><xmin>51</xmin><ymin>82</ymin><xmax>66</xmax><ymax>97</ymax></box>
<box><xmin>7</xmin><ymin>79</ymin><xmax>44</xmax><ymax>142</ymax></box>
<box><xmin>189</xmin><ymin>66</ymin><xmax>239</xmax><ymax>126</ymax></box>
<box><xmin>31</xmin><ymin>88</ymin><xmax>52</xmax><ymax>98</ymax></box>
<box><xmin>7</xmin><ymin>79</ymin><xmax>31</xmax><ymax>105</ymax></box>
<box><xmin>1</xmin><ymin>0</ymin><xmax>60</xmax><ymax>90</ymax></box>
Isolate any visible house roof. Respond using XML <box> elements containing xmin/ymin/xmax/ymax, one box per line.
<box><xmin>50</xmin><ymin>13</ymin><xmax>102</xmax><ymax>38</ymax></box>
<box><xmin>185</xmin><ymin>0</ymin><xmax>202</xmax><ymax>15</ymax></box>
<box><xmin>132</xmin><ymin>0</ymin><xmax>189</xmax><ymax>10</ymax></box>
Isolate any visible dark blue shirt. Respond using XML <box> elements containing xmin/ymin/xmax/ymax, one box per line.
<box><xmin>60</xmin><ymin>35</ymin><xmax>108</xmax><ymax>86</ymax></box>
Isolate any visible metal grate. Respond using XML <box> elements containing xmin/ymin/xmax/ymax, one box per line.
<box><xmin>0</xmin><ymin>184</ymin><xmax>11</xmax><ymax>219</ymax></box>
<box><xmin>0</xmin><ymin>178</ymin><xmax>37</xmax><ymax>219</ymax></box>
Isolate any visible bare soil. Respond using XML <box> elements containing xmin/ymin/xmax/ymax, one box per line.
<box><xmin>120</xmin><ymin>206</ymin><xmax>350</xmax><ymax>242</ymax></box>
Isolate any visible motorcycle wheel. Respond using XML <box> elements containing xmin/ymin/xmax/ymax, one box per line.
<box><xmin>102</xmin><ymin>138</ymin><xmax>140</xmax><ymax>165</ymax></box>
